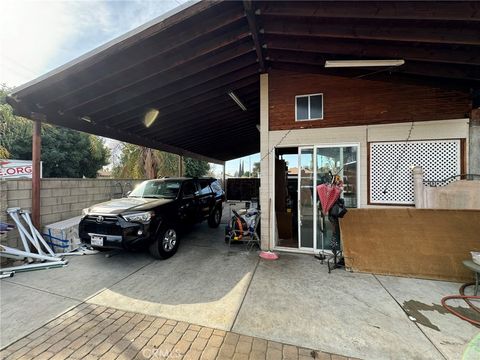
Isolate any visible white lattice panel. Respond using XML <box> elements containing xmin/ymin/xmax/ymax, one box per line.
<box><xmin>370</xmin><ymin>140</ymin><xmax>461</xmax><ymax>204</ymax></box>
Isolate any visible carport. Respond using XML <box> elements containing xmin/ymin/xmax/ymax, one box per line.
<box><xmin>6</xmin><ymin>0</ymin><xmax>479</xmax><ymax>230</ymax></box>
<box><xmin>3</xmin><ymin>2</ymin><xmax>480</xmax><ymax>358</ymax></box>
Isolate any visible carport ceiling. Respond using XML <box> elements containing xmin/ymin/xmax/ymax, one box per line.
<box><xmin>7</xmin><ymin>1</ymin><xmax>480</xmax><ymax>163</ymax></box>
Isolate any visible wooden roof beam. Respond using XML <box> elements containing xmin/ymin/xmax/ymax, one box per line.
<box><xmin>117</xmin><ymin>82</ymin><xmax>258</xmax><ymax>132</ymax></box>
<box><xmin>265</xmin><ymin>35</ymin><xmax>480</xmax><ymax>66</ymax></box>
<box><xmin>186</xmin><ymin>133</ymin><xmax>260</xmax><ymax>156</ymax></box>
<box><xmin>84</xmin><ymin>55</ymin><xmax>257</xmax><ymax>122</ymax></box>
<box><xmin>98</xmin><ymin>68</ymin><xmax>259</xmax><ymax>126</ymax></box>
<box><xmin>58</xmin><ymin>42</ymin><xmax>254</xmax><ymax>116</ymax></box>
<box><xmin>8</xmin><ymin>100</ymin><xmax>226</xmax><ymax>164</ymax></box>
<box><xmin>243</xmin><ymin>0</ymin><xmax>266</xmax><ymax>72</ymax></box>
<box><xmin>259</xmin><ymin>1</ymin><xmax>480</xmax><ymax>22</ymax></box>
<box><xmin>106</xmin><ymin>77</ymin><xmax>258</xmax><ymax>128</ymax></box>
<box><xmin>13</xmin><ymin>0</ymin><xmax>226</xmax><ymax>99</ymax></box>
<box><xmin>41</xmin><ymin>18</ymin><xmax>250</xmax><ymax>107</ymax></box>
<box><xmin>55</xmin><ymin>29</ymin><xmax>252</xmax><ymax>112</ymax></box>
<box><xmin>262</xmin><ymin>17</ymin><xmax>480</xmax><ymax>46</ymax></box>
<box><xmin>269</xmin><ymin>59</ymin><xmax>480</xmax><ymax>84</ymax></box>
<box><xmin>135</xmin><ymin>96</ymin><xmax>259</xmax><ymax>137</ymax></box>
<box><xmin>146</xmin><ymin>102</ymin><xmax>260</xmax><ymax>141</ymax></box>
<box><xmin>173</xmin><ymin>121</ymin><xmax>259</xmax><ymax>148</ymax></box>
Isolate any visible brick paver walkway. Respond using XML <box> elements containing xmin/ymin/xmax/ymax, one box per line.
<box><xmin>0</xmin><ymin>304</ymin><xmax>355</xmax><ymax>360</ymax></box>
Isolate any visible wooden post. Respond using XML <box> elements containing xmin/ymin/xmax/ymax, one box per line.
<box><xmin>32</xmin><ymin>118</ymin><xmax>41</xmax><ymax>228</ymax></box>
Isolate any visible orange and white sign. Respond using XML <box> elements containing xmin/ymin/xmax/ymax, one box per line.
<box><xmin>0</xmin><ymin>160</ymin><xmax>42</xmax><ymax>179</ymax></box>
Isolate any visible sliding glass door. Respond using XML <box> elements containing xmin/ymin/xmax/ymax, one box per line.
<box><xmin>298</xmin><ymin>147</ymin><xmax>314</xmax><ymax>249</ymax></box>
<box><xmin>296</xmin><ymin>145</ymin><xmax>358</xmax><ymax>252</ymax></box>
<box><xmin>315</xmin><ymin>145</ymin><xmax>358</xmax><ymax>251</ymax></box>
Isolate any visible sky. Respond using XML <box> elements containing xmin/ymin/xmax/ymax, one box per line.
<box><xmin>1</xmin><ymin>0</ymin><xmax>187</xmax><ymax>88</ymax></box>
<box><xmin>0</xmin><ymin>0</ymin><xmax>257</xmax><ymax>177</ymax></box>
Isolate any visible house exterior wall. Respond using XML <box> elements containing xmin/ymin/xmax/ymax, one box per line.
<box><xmin>268</xmin><ymin>119</ymin><xmax>468</xmax><ymax>204</ymax></box>
<box><xmin>265</xmin><ymin>119</ymin><xmax>469</xmax><ymax>249</ymax></box>
<box><xmin>260</xmin><ymin>70</ymin><xmax>472</xmax><ymax>253</ymax></box>
<box><xmin>268</xmin><ymin>69</ymin><xmax>471</xmax><ymax>131</ymax></box>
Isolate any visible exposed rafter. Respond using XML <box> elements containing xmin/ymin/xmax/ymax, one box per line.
<box><xmin>6</xmin><ymin>1</ymin><xmax>479</xmax><ymax>164</ymax></box>
<box><xmin>12</xmin><ymin>0</ymin><xmax>226</xmax><ymax>99</ymax></box>
<box><xmin>92</xmin><ymin>61</ymin><xmax>257</xmax><ymax>121</ymax></box>
<box><xmin>131</xmin><ymin>91</ymin><xmax>259</xmax><ymax>135</ymax></box>
<box><xmin>43</xmin><ymin>15</ymin><xmax>249</xmax><ymax>105</ymax></box>
<box><xmin>259</xmin><ymin>1</ymin><xmax>480</xmax><ymax>22</ymax></box>
<box><xmin>243</xmin><ymin>0</ymin><xmax>266</xmax><ymax>72</ymax></box>
<box><xmin>267</xmin><ymin>50</ymin><xmax>480</xmax><ymax>82</ymax></box>
<box><xmin>265</xmin><ymin>35</ymin><xmax>480</xmax><ymax>66</ymax></box>
<box><xmin>105</xmin><ymin>75</ymin><xmax>259</xmax><ymax>128</ymax></box>
<box><xmin>7</xmin><ymin>97</ymin><xmax>226</xmax><ymax>164</ymax></box>
<box><xmin>262</xmin><ymin>17</ymin><xmax>480</xmax><ymax>46</ymax></box>
<box><xmin>61</xmin><ymin>40</ymin><xmax>255</xmax><ymax>114</ymax></box>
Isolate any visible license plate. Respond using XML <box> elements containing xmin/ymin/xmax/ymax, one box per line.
<box><xmin>91</xmin><ymin>236</ymin><xmax>104</xmax><ymax>246</ymax></box>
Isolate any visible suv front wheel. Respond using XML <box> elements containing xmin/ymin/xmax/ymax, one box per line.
<box><xmin>149</xmin><ymin>225</ymin><xmax>179</xmax><ymax>259</ymax></box>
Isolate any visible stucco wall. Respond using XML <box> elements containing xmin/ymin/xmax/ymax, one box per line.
<box><xmin>0</xmin><ymin>178</ymin><xmax>143</xmax><ymax>249</ymax></box>
<box><xmin>265</xmin><ymin>119</ymin><xmax>469</xmax><ymax>249</ymax></box>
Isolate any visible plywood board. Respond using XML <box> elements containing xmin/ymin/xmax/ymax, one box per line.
<box><xmin>341</xmin><ymin>208</ymin><xmax>480</xmax><ymax>282</ymax></box>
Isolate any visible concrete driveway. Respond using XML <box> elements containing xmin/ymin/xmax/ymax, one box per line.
<box><xmin>1</xmin><ymin>221</ymin><xmax>478</xmax><ymax>359</ymax></box>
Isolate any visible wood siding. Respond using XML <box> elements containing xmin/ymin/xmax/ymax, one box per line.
<box><xmin>269</xmin><ymin>70</ymin><xmax>471</xmax><ymax>131</ymax></box>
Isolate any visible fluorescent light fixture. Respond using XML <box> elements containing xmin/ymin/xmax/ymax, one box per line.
<box><xmin>325</xmin><ymin>59</ymin><xmax>405</xmax><ymax>68</ymax></box>
<box><xmin>144</xmin><ymin>108</ymin><xmax>159</xmax><ymax>128</ymax></box>
<box><xmin>80</xmin><ymin>116</ymin><xmax>92</xmax><ymax>122</ymax></box>
<box><xmin>228</xmin><ymin>91</ymin><xmax>247</xmax><ymax>111</ymax></box>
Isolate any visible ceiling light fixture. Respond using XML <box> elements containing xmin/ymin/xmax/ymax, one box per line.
<box><xmin>228</xmin><ymin>91</ymin><xmax>247</xmax><ymax>111</ymax></box>
<box><xmin>144</xmin><ymin>108</ymin><xmax>159</xmax><ymax>128</ymax></box>
<box><xmin>325</xmin><ymin>59</ymin><xmax>405</xmax><ymax>68</ymax></box>
<box><xmin>80</xmin><ymin>116</ymin><xmax>92</xmax><ymax>123</ymax></box>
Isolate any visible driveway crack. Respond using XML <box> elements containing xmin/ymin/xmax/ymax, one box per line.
<box><xmin>230</xmin><ymin>256</ymin><xmax>260</xmax><ymax>332</ymax></box>
<box><xmin>2</xmin><ymin>279</ymin><xmax>81</xmax><ymax>302</ymax></box>
<box><xmin>373</xmin><ymin>274</ymin><xmax>448</xmax><ymax>360</ymax></box>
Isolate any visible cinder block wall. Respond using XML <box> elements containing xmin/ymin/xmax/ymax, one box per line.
<box><xmin>0</xmin><ymin>178</ymin><xmax>143</xmax><ymax>249</ymax></box>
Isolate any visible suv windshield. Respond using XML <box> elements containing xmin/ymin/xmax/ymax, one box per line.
<box><xmin>129</xmin><ymin>180</ymin><xmax>181</xmax><ymax>199</ymax></box>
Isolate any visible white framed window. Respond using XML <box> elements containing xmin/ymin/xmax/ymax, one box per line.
<box><xmin>295</xmin><ymin>93</ymin><xmax>323</xmax><ymax>121</ymax></box>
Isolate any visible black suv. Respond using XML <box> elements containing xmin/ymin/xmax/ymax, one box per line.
<box><xmin>79</xmin><ymin>177</ymin><xmax>225</xmax><ymax>259</ymax></box>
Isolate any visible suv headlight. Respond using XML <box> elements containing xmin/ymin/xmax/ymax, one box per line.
<box><xmin>122</xmin><ymin>211</ymin><xmax>153</xmax><ymax>223</ymax></box>
<box><xmin>82</xmin><ymin>208</ymin><xmax>89</xmax><ymax>216</ymax></box>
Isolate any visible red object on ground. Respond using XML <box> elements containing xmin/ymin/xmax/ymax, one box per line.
<box><xmin>259</xmin><ymin>251</ymin><xmax>279</xmax><ymax>260</ymax></box>
<box><xmin>441</xmin><ymin>282</ymin><xmax>480</xmax><ymax>327</ymax></box>
<box><xmin>317</xmin><ymin>184</ymin><xmax>342</xmax><ymax>214</ymax></box>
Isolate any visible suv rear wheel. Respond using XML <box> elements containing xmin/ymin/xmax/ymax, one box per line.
<box><xmin>208</xmin><ymin>206</ymin><xmax>222</xmax><ymax>228</ymax></box>
<box><xmin>149</xmin><ymin>225</ymin><xmax>179</xmax><ymax>259</ymax></box>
